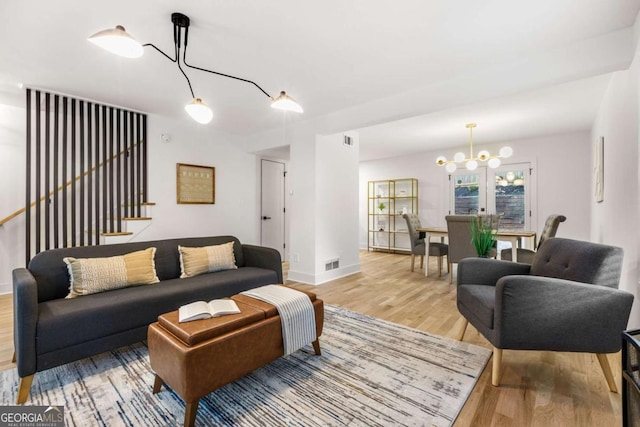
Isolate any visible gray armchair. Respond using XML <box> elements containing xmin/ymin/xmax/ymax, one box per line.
<box><xmin>500</xmin><ymin>214</ymin><xmax>566</xmax><ymax>263</ymax></box>
<box><xmin>456</xmin><ymin>237</ymin><xmax>634</xmax><ymax>391</ymax></box>
<box><xmin>402</xmin><ymin>214</ymin><xmax>448</xmax><ymax>276</ymax></box>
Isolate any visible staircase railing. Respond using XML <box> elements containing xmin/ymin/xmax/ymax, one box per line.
<box><xmin>0</xmin><ymin>142</ymin><xmax>140</xmax><ymax>227</ymax></box>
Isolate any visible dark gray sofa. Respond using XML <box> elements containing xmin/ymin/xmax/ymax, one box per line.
<box><xmin>13</xmin><ymin>235</ymin><xmax>282</xmax><ymax>403</ymax></box>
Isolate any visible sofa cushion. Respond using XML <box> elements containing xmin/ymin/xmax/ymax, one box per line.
<box><xmin>530</xmin><ymin>238</ymin><xmax>624</xmax><ymax>288</ymax></box>
<box><xmin>36</xmin><ymin>267</ymin><xmax>279</xmax><ymax>354</ymax></box>
<box><xmin>179</xmin><ymin>242</ymin><xmax>237</xmax><ymax>278</ymax></box>
<box><xmin>28</xmin><ymin>236</ymin><xmax>245</xmax><ymax>302</ymax></box>
<box><xmin>64</xmin><ymin>248</ymin><xmax>159</xmax><ymax>298</ymax></box>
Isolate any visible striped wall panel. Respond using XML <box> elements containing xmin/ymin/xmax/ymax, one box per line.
<box><xmin>24</xmin><ymin>89</ymin><xmax>148</xmax><ymax>262</ymax></box>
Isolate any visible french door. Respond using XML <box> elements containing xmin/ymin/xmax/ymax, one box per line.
<box><xmin>449</xmin><ymin>163</ymin><xmax>532</xmax><ymax>231</ymax></box>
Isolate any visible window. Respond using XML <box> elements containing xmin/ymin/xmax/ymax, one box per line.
<box><xmin>450</xmin><ymin>163</ymin><xmax>532</xmax><ymax>231</ymax></box>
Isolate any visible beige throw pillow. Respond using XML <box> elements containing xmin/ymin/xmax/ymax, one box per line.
<box><xmin>64</xmin><ymin>247</ymin><xmax>159</xmax><ymax>298</ymax></box>
<box><xmin>179</xmin><ymin>241</ymin><xmax>238</xmax><ymax>278</ymax></box>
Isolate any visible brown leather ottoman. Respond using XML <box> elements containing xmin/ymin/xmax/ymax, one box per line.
<box><xmin>148</xmin><ymin>288</ymin><xmax>324</xmax><ymax>427</ymax></box>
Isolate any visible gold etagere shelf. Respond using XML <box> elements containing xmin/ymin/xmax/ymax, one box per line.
<box><xmin>367</xmin><ymin>178</ymin><xmax>418</xmax><ymax>253</ymax></box>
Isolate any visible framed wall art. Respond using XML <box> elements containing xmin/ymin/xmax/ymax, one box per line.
<box><xmin>177</xmin><ymin>163</ymin><xmax>215</xmax><ymax>204</ymax></box>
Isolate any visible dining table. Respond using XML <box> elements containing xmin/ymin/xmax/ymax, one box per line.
<box><xmin>416</xmin><ymin>227</ymin><xmax>537</xmax><ymax>277</ymax></box>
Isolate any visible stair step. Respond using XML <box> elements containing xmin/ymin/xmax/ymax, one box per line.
<box><xmin>100</xmin><ymin>231</ymin><xmax>134</xmax><ymax>237</ymax></box>
<box><xmin>121</xmin><ymin>202</ymin><xmax>156</xmax><ymax>206</ymax></box>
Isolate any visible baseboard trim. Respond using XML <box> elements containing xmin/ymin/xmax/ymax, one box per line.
<box><xmin>0</xmin><ymin>283</ymin><xmax>12</xmax><ymax>295</ymax></box>
<box><xmin>288</xmin><ymin>263</ymin><xmax>360</xmax><ymax>286</ymax></box>
<box><xmin>287</xmin><ymin>270</ymin><xmax>317</xmax><ymax>285</ymax></box>
<box><xmin>315</xmin><ymin>263</ymin><xmax>360</xmax><ymax>285</ymax></box>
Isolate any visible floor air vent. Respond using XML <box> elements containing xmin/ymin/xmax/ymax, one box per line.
<box><xmin>325</xmin><ymin>258</ymin><xmax>340</xmax><ymax>271</ymax></box>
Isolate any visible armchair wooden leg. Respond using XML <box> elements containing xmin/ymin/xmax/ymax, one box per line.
<box><xmin>449</xmin><ymin>262</ymin><xmax>453</xmax><ymax>284</ymax></box>
<box><xmin>438</xmin><ymin>256</ymin><xmax>443</xmax><ymax>277</ymax></box>
<box><xmin>491</xmin><ymin>348</ymin><xmax>503</xmax><ymax>387</ymax></box>
<box><xmin>456</xmin><ymin>318</ymin><xmax>468</xmax><ymax>341</ymax></box>
<box><xmin>410</xmin><ymin>255</ymin><xmax>415</xmax><ymax>272</ymax></box>
<box><xmin>420</xmin><ymin>255</ymin><xmax>424</xmax><ymax>269</ymax></box>
<box><xmin>17</xmin><ymin>374</ymin><xmax>34</xmax><ymax>404</ymax></box>
<box><xmin>12</xmin><ymin>351</ymin><xmax>16</xmax><ymax>363</ymax></box>
<box><xmin>596</xmin><ymin>353</ymin><xmax>618</xmax><ymax>393</ymax></box>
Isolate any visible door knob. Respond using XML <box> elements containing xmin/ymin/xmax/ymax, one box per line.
<box><xmin>262</xmin><ymin>216</ymin><xmax>272</xmax><ymax>220</ymax></box>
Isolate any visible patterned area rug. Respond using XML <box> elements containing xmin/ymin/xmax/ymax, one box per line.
<box><xmin>1</xmin><ymin>305</ymin><xmax>491</xmax><ymax>426</ymax></box>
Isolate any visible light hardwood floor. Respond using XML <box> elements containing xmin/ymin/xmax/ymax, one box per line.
<box><xmin>0</xmin><ymin>251</ymin><xmax>622</xmax><ymax>426</ymax></box>
<box><xmin>287</xmin><ymin>250</ymin><xmax>622</xmax><ymax>427</ymax></box>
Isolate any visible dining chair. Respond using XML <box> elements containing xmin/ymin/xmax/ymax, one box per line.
<box><xmin>445</xmin><ymin>214</ymin><xmax>496</xmax><ymax>284</ymax></box>
<box><xmin>402</xmin><ymin>214</ymin><xmax>449</xmax><ymax>276</ymax></box>
<box><xmin>479</xmin><ymin>213</ymin><xmax>502</xmax><ymax>229</ymax></box>
<box><xmin>500</xmin><ymin>214</ymin><xmax>566</xmax><ymax>264</ymax></box>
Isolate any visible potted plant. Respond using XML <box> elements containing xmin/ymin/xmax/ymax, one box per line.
<box><xmin>377</xmin><ymin>202</ymin><xmax>386</xmax><ymax>213</ymax></box>
<box><xmin>470</xmin><ymin>218</ymin><xmax>497</xmax><ymax>257</ymax></box>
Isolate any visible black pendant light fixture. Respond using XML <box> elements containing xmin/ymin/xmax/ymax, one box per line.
<box><xmin>89</xmin><ymin>12</ymin><xmax>303</xmax><ymax>124</ymax></box>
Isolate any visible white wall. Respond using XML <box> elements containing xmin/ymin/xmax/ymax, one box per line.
<box><xmin>359</xmin><ymin>131</ymin><xmax>592</xmax><ymax>249</ymax></box>
<box><xmin>143</xmin><ymin>115</ymin><xmax>258</xmax><ymax>244</ymax></box>
<box><xmin>591</xmin><ymin>49</ymin><xmax>640</xmax><ymax>327</ymax></box>
<box><xmin>0</xmin><ymin>106</ymin><xmax>259</xmax><ymax>293</ymax></box>
<box><xmin>287</xmin><ymin>129</ymin><xmax>318</xmax><ymax>283</ymax></box>
<box><xmin>0</xmin><ymin>104</ymin><xmax>27</xmax><ymax>293</ymax></box>
<box><xmin>315</xmin><ymin>132</ymin><xmax>360</xmax><ymax>284</ymax></box>
<box><xmin>287</xmin><ymin>130</ymin><xmax>361</xmax><ymax>285</ymax></box>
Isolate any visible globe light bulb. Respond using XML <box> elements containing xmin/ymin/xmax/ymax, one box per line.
<box><xmin>454</xmin><ymin>152</ymin><xmax>466</xmax><ymax>163</ymax></box>
<box><xmin>488</xmin><ymin>158</ymin><xmax>501</xmax><ymax>168</ymax></box>
<box><xmin>445</xmin><ymin>162</ymin><xmax>457</xmax><ymax>173</ymax></box>
<box><xmin>499</xmin><ymin>146</ymin><xmax>513</xmax><ymax>158</ymax></box>
<box><xmin>466</xmin><ymin>160</ymin><xmax>478</xmax><ymax>170</ymax></box>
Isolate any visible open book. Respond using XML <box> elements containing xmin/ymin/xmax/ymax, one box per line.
<box><xmin>178</xmin><ymin>299</ymin><xmax>241</xmax><ymax>323</ymax></box>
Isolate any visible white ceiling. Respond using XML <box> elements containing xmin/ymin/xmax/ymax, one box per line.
<box><xmin>1</xmin><ymin>1</ymin><xmax>639</xmax><ymax>161</ymax></box>
<box><xmin>356</xmin><ymin>74</ymin><xmax>613</xmax><ymax>161</ymax></box>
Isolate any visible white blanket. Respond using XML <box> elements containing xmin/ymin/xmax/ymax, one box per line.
<box><xmin>241</xmin><ymin>285</ymin><xmax>316</xmax><ymax>355</ymax></box>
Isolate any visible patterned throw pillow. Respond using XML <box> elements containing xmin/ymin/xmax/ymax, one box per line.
<box><xmin>178</xmin><ymin>241</ymin><xmax>238</xmax><ymax>278</ymax></box>
<box><xmin>64</xmin><ymin>247</ymin><xmax>159</xmax><ymax>298</ymax></box>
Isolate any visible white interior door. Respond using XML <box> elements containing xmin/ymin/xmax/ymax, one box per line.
<box><xmin>261</xmin><ymin>160</ymin><xmax>285</xmax><ymax>258</ymax></box>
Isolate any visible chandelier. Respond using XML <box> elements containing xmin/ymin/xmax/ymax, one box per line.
<box><xmin>436</xmin><ymin>123</ymin><xmax>512</xmax><ymax>173</ymax></box>
<box><xmin>88</xmin><ymin>12</ymin><xmax>303</xmax><ymax>124</ymax></box>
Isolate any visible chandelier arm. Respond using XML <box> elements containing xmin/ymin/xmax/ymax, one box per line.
<box><xmin>142</xmin><ymin>42</ymin><xmax>195</xmax><ymax>98</ymax></box>
<box><xmin>182</xmin><ymin>50</ymin><xmax>272</xmax><ymax>99</ymax></box>
<box><xmin>172</xmin><ymin>12</ymin><xmax>273</xmax><ymax>99</ymax></box>
<box><xmin>142</xmin><ymin>43</ymin><xmax>177</xmax><ymax>63</ymax></box>
<box><xmin>176</xmin><ymin>46</ymin><xmax>195</xmax><ymax>99</ymax></box>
